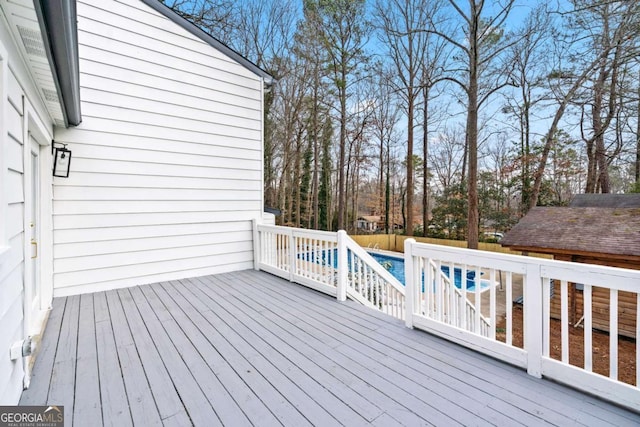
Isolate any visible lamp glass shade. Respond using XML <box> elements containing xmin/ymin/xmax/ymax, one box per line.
<box><xmin>53</xmin><ymin>147</ymin><xmax>72</xmax><ymax>177</ymax></box>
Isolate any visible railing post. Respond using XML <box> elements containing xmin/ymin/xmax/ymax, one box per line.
<box><xmin>404</xmin><ymin>238</ymin><xmax>416</xmax><ymax>328</ymax></box>
<box><xmin>336</xmin><ymin>230</ymin><xmax>348</xmax><ymax>302</ymax></box>
<box><xmin>524</xmin><ymin>262</ymin><xmax>543</xmax><ymax>378</ymax></box>
<box><xmin>252</xmin><ymin>218</ymin><xmax>260</xmax><ymax>271</ymax></box>
<box><xmin>288</xmin><ymin>229</ymin><xmax>296</xmax><ymax>282</ymax></box>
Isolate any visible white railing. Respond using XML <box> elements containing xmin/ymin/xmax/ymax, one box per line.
<box><xmin>254</xmin><ymin>222</ymin><xmax>405</xmax><ymax>320</ymax></box>
<box><xmin>404</xmin><ymin>239</ymin><xmax>640</xmax><ymax>412</ymax></box>
<box><xmin>254</xmin><ymin>224</ymin><xmax>339</xmax><ymax>296</ymax></box>
<box><xmin>343</xmin><ymin>237</ymin><xmax>405</xmax><ymax>320</ymax></box>
<box><xmin>425</xmin><ymin>259</ymin><xmax>492</xmax><ymax>337</ymax></box>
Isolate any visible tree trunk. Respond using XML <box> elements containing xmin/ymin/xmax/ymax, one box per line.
<box><xmin>312</xmin><ymin>82</ymin><xmax>320</xmax><ymax>229</ymax></box>
<box><xmin>636</xmin><ymin>73</ymin><xmax>640</xmax><ymax>184</ymax></box>
<box><xmin>466</xmin><ymin>12</ymin><xmax>479</xmax><ymax>250</ymax></box>
<box><xmin>406</xmin><ymin>96</ymin><xmax>414</xmax><ymax>236</ymax></box>
<box><xmin>422</xmin><ymin>90</ymin><xmax>429</xmax><ymax>236</ymax></box>
<box><xmin>337</xmin><ymin>68</ymin><xmax>347</xmax><ymax>230</ymax></box>
<box><xmin>385</xmin><ymin>154</ymin><xmax>390</xmax><ymax>233</ymax></box>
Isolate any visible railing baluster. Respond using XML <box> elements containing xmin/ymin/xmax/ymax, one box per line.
<box><xmin>349</xmin><ymin>250</ymin><xmax>355</xmax><ymax>292</ymax></box>
<box><xmin>460</xmin><ymin>264</ymin><xmax>467</xmax><ymax>330</ymax></box>
<box><xmin>637</xmin><ymin>292</ymin><xmax>639</xmax><ymax>388</ymax></box>
<box><xmin>474</xmin><ymin>266</ymin><xmax>481</xmax><ymax>335</ymax></box>
<box><xmin>436</xmin><ymin>261</ymin><xmax>443</xmax><ymax>322</ymax></box>
<box><xmin>448</xmin><ymin>265</ymin><xmax>455</xmax><ymax>325</ymax></box>
<box><xmin>506</xmin><ymin>272</ymin><xmax>512</xmax><ymax>346</ymax></box>
<box><xmin>376</xmin><ymin>272</ymin><xmax>380</xmax><ymax>308</ymax></box>
<box><xmin>273</xmin><ymin>232</ymin><xmax>277</xmax><ymax>267</ymax></box>
<box><xmin>610</xmin><ymin>289</ymin><xmax>618</xmax><ymax>381</ymax></box>
<box><xmin>278</xmin><ymin>233</ymin><xmax>282</xmax><ymax>268</ymax></box>
<box><xmin>316</xmin><ymin>239</ymin><xmax>320</xmax><ymax>278</ymax></box>
<box><xmin>561</xmin><ymin>280</ymin><xmax>569</xmax><ymax>363</ymax></box>
<box><xmin>319</xmin><ymin>239</ymin><xmax>324</xmax><ymax>283</ymax></box>
<box><xmin>366</xmin><ymin>264</ymin><xmax>371</xmax><ymax>304</ymax></box>
<box><xmin>542</xmin><ymin>277</ymin><xmax>551</xmax><ymax>357</ymax></box>
<box><xmin>424</xmin><ymin>259</ymin><xmax>431</xmax><ymax>318</ymax></box>
<box><xmin>489</xmin><ymin>269</ymin><xmax>496</xmax><ymax>340</ymax></box>
<box><xmin>278</xmin><ymin>233</ymin><xmax>283</xmax><ymax>269</ymax></box>
<box><xmin>584</xmin><ymin>284</ymin><xmax>593</xmax><ymax>372</ymax></box>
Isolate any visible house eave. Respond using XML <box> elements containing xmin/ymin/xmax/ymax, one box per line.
<box><xmin>501</xmin><ymin>244</ymin><xmax>640</xmax><ymax>262</ymax></box>
<box><xmin>34</xmin><ymin>0</ymin><xmax>81</xmax><ymax>127</ymax></box>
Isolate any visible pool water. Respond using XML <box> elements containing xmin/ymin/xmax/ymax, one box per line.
<box><xmin>299</xmin><ymin>249</ymin><xmax>489</xmax><ymax>292</ymax></box>
<box><xmin>368</xmin><ymin>252</ymin><xmax>490</xmax><ymax>292</ymax></box>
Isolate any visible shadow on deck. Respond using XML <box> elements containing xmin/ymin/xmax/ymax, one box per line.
<box><xmin>20</xmin><ymin>270</ymin><xmax>640</xmax><ymax>426</ymax></box>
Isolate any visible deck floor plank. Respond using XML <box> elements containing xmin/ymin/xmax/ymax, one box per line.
<box><xmin>19</xmin><ymin>270</ymin><xmax>640</xmax><ymax>427</ymax></box>
<box><xmin>227</xmin><ymin>272</ymin><xmax>494</xmax><ymax>426</ymax></box>
<box><xmin>126</xmin><ymin>286</ymin><xmax>221</xmax><ymax>427</ymax></box>
<box><xmin>145</xmin><ymin>282</ymin><xmax>280</xmax><ymax>427</ymax></box>
<box><xmin>105</xmin><ymin>290</ymin><xmax>162</xmax><ymax>426</ymax></box>
<box><xmin>184</xmin><ymin>276</ymin><xmax>377</xmax><ymax>426</ymax></box>
<box><xmin>47</xmin><ymin>294</ymin><xmax>80</xmax><ymax>426</ymax></box>
<box><xmin>191</xmin><ymin>274</ymin><xmax>432</xmax><ymax>427</ymax></box>
<box><xmin>19</xmin><ymin>297</ymin><xmax>66</xmax><ymax>405</ymax></box>
<box><xmin>140</xmin><ymin>283</ymin><xmax>253</xmax><ymax>427</ymax></box>
<box><xmin>163</xmin><ymin>279</ymin><xmax>314</xmax><ymax>427</ymax></box>
<box><xmin>94</xmin><ymin>291</ymin><xmax>133</xmax><ymax>427</ymax></box>
<box><xmin>116</xmin><ymin>287</ymin><xmax>191</xmax><ymax>426</ymax></box>
<box><xmin>257</xmin><ymin>270</ymin><xmax>633</xmax><ymax>425</ymax></box>
<box><xmin>247</xmin><ymin>272</ymin><xmax>574</xmax><ymax>426</ymax></box>
<box><xmin>262</xmin><ymin>270</ymin><xmax>640</xmax><ymax>426</ymax></box>
<box><xmin>73</xmin><ymin>294</ymin><xmax>102</xmax><ymax>427</ymax></box>
<box><xmin>246</xmin><ymin>270</ymin><xmax>637</xmax><ymax>427</ymax></box>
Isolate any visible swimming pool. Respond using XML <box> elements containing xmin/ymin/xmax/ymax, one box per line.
<box><xmin>368</xmin><ymin>252</ymin><xmax>490</xmax><ymax>292</ymax></box>
<box><xmin>298</xmin><ymin>249</ymin><xmax>490</xmax><ymax>292</ymax></box>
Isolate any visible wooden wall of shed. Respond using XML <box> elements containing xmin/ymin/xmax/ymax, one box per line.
<box><xmin>549</xmin><ymin>254</ymin><xmax>639</xmax><ymax>339</ymax></box>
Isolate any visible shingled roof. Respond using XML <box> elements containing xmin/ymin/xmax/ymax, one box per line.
<box><xmin>569</xmin><ymin>194</ymin><xmax>640</xmax><ymax>208</ymax></box>
<box><xmin>500</xmin><ymin>207</ymin><xmax>640</xmax><ymax>259</ymax></box>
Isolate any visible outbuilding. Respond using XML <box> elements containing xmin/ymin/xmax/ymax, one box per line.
<box><xmin>500</xmin><ymin>195</ymin><xmax>640</xmax><ymax>338</ymax></box>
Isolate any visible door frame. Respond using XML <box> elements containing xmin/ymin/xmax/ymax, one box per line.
<box><xmin>22</xmin><ymin>101</ymin><xmax>53</xmax><ymax>387</ymax></box>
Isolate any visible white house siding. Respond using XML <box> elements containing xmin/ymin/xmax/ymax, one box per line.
<box><xmin>52</xmin><ymin>0</ymin><xmax>264</xmax><ymax>296</ymax></box>
<box><xmin>0</xmin><ymin>66</ymin><xmax>25</xmax><ymax>405</ymax></box>
<box><xmin>1</xmin><ymin>6</ymin><xmax>54</xmax><ymax>400</ymax></box>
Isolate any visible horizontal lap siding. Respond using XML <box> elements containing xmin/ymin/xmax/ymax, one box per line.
<box><xmin>0</xmin><ymin>68</ymin><xmax>24</xmax><ymax>404</ymax></box>
<box><xmin>52</xmin><ymin>0</ymin><xmax>263</xmax><ymax>295</ymax></box>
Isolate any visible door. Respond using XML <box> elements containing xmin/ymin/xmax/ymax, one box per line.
<box><xmin>27</xmin><ymin>136</ymin><xmax>41</xmax><ymax>328</ymax></box>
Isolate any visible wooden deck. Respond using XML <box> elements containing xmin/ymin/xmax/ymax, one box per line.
<box><xmin>20</xmin><ymin>270</ymin><xmax>640</xmax><ymax>426</ymax></box>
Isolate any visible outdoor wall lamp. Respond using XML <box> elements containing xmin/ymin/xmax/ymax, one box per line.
<box><xmin>52</xmin><ymin>141</ymin><xmax>72</xmax><ymax>178</ymax></box>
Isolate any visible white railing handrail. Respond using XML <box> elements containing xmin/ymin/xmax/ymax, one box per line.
<box><xmin>412</xmin><ymin>242</ymin><xmax>640</xmax><ymax>287</ymax></box>
<box><xmin>343</xmin><ymin>236</ymin><xmax>405</xmax><ymax>296</ymax></box>
<box><xmin>257</xmin><ymin>224</ymin><xmax>339</xmax><ymax>241</ymax></box>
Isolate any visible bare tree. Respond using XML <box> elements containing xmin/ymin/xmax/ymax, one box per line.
<box><xmin>426</xmin><ymin>0</ymin><xmax>518</xmax><ymax>248</ymax></box>
<box><xmin>374</xmin><ymin>0</ymin><xmax>442</xmax><ymax>236</ymax></box>
<box><xmin>305</xmin><ymin>0</ymin><xmax>370</xmax><ymax>230</ymax></box>
<box><xmin>430</xmin><ymin>126</ymin><xmax>466</xmax><ymax>191</ymax></box>
<box><xmin>530</xmin><ymin>0</ymin><xmax>640</xmax><ymax>207</ymax></box>
<box><xmin>369</xmin><ymin>66</ymin><xmax>402</xmax><ymax>232</ymax></box>
<box><xmin>572</xmin><ymin>1</ymin><xmax>639</xmax><ymax>193</ymax></box>
<box><xmin>161</xmin><ymin>0</ymin><xmax>239</xmax><ymax>45</ymax></box>
<box><xmin>501</xmin><ymin>6</ymin><xmax>552</xmax><ymax>214</ymax></box>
